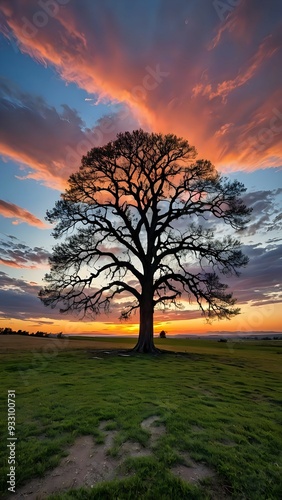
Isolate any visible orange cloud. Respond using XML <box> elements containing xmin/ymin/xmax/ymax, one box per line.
<box><xmin>0</xmin><ymin>80</ymin><xmax>140</xmax><ymax>189</ymax></box>
<box><xmin>0</xmin><ymin>199</ymin><xmax>47</xmax><ymax>228</ymax></box>
<box><xmin>0</xmin><ymin>258</ymin><xmax>36</xmax><ymax>269</ymax></box>
<box><xmin>193</xmin><ymin>34</ymin><xmax>280</xmax><ymax>103</ymax></box>
<box><xmin>0</xmin><ymin>0</ymin><xmax>281</xmax><ymax>181</ymax></box>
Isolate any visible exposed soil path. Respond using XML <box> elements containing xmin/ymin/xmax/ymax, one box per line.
<box><xmin>10</xmin><ymin>417</ymin><xmax>215</xmax><ymax>499</ymax></box>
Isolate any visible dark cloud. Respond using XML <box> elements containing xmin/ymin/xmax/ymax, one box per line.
<box><xmin>0</xmin><ymin>271</ymin><xmax>53</xmax><ymax>320</ymax></box>
<box><xmin>0</xmin><ymin>271</ymin><xmax>41</xmax><ymax>294</ymax></box>
<box><xmin>229</xmin><ymin>243</ymin><xmax>282</xmax><ymax>306</ymax></box>
<box><xmin>266</xmin><ymin>237</ymin><xmax>282</xmax><ymax>244</ymax></box>
<box><xmin>242</xmin><ymin>188</ymin><xmax>282</xmax><ymax>236</ymax></box>
<box><xmin>0</xmin><ymin>288</ymin><xmax>45</xmax><ymax>319</ymax></box>
<box><xmin>0</xmin><ymin>78</ymin><xmax>139</xmax><ymax>189</ymax></box>
<box><xmin>0</xmin><ymin>271</ymin><xmax>67</xmax><ymax>321</ymax></box>
<box><xmin>0</xmin><ymin>236</ymin><xmax>50</xmax><ymax>268</ymax></box>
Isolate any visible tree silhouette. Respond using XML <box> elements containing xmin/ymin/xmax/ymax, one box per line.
<box><xmin>39</xmin><ymin>130</ymin><xmax>251</xmax><ymax>353</ymax></box>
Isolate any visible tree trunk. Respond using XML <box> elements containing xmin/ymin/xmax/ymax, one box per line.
<box><xmin>132</xmin><ymin>290</ymin><xmax>160</xmax><ymax>354</ymax></box>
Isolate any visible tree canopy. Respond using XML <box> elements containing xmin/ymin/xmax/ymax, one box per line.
<box><xmin>39</xmin><ymin>130</ymin><xmax>251</xmax><ymax>352</ymax></box>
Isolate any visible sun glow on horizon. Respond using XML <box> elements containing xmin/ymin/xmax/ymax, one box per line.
<box><xmin>2</xmin><ymin>300</ymin><xmax>281</xmax><ymax>337</ymax></box>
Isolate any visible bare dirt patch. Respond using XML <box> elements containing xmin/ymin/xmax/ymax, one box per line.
<box><xmin>141</xmin><ymin>415</ymin><xmax>166</xmax><ymax>446</ymax></box>
<box><xmin>119</xmin><ymin>440</ymin><xmax>151</xmax><ymax>458</ymax></box>
<box><xmin>12</xmin><ymin>432</ymin><xmax>120</xmax><ymax>499</ymax></box>
<box><xmin>171</xmin><ymin>450</ymin><xmax>215</xmax><ymax>484</ymax></box>
<box><xmin>114</xmin><ymin>416</ymin><xmax>166</xmax><ymax>459</ymax></box>
<box><xmin>10</xmin><ymin>417</ymin><xmax>217</xmax><ymax>499</ymax></box>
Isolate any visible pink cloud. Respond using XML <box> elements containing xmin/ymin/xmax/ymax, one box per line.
<box><xmin>0</xmin><ymin>80</ymin><xmax>139</xmax><ymax>189</ymax></box>
<box><xmin>0</xmin><ymin>0</ymin><xmax>281</xmax><ymax>178</ymax></box>
<box><xmin>0</xmin><ymin>237</ymin><xmax>51</xmax><ymax>269</ymax></box>
<box><xmin>0</xmin><ymin>258</ymin><xmax>36</xmax><ymax>269</ymax></box>
<box><xmin>0</xmin><ymin>199</ymin><xmax>47</xmax><ymax>228</ymax></box>
<box><xmin>194</xmin><ymin>34</ymin><xmax>280</xmax><ymax>103</ymax></box>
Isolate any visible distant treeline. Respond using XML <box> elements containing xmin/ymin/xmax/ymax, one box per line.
<box><xmin>0</xmin><ymin>327</ymin><xmax>63</xmax><ymax>338</ymax></box>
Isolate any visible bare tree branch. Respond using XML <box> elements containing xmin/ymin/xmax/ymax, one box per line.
<box><xmin>39</xmin><ymin>130</ymin><xmax>252</xmax><ymax>352</ymax></box>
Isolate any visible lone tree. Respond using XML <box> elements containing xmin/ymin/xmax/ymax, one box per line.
<box><xmin>39</xmin><ymin>130</ymin><xmax>251</xmax><ymax>353</ymax></box>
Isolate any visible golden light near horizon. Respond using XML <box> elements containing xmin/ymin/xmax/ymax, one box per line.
<box><xmin>2</xmin><ymin>300</ymin><xmax>280</xmax><ymax>337</ymax></box>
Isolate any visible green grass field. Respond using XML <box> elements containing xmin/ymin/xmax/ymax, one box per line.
<box><xmin>0</xmin><ymin>335</ymin><xmax>282</xmax><ymax>499</ymax></box>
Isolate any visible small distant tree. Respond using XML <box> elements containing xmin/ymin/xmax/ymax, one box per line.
<box><xmin>35</xmin><ymin>331</ymin><xmax>45</xmax><ymax>337</ymax></box>
<box><xmin>39</xmin><ymin>130</ymin><xmax>251</xmax><ymax>353</ymax></box>
<box><xmin>18</xmin><ymin>330</ymin><xmax>29</xmax><ymax>336</ymax></box>
<box><xmin>1</xmin><ymin>327</ymin><xmax>13</xmax><ymax>335</ymax></box>
<box><xmin>159</xmin><ymin>330</ymin><xmax>167</xmax><ymax>339</ymax></box>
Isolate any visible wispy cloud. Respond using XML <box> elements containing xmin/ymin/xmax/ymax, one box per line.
<box><xmin>0</xmin><ymin>0</ymin><xmax>280</xmax><ymax>174</ymax></box>
<box><xmin>0</xmin><ymin>258</ymin><xmax>36</xmax><ymax>269</ymax></box>
<box><xmin>0</xmin><ymin>78</ymin><xmax>139</xmax><ymax>189</ymax></box>
<box><xmin>0</xmin><ymin>236</ymin><xmax>50</xmax><ymax>269</ymax></box>
<box><xmin>193</xmin><ymin>34</ymin><xmax>280</xmax><ymax>103</ymax></box>
<box><xmin>242</xmin><ymin>188</ymin><xmax>282</xmax><ymax>236</ymax></box>
<box><xmin>0</xmin><ymin>199</ymin><xmax>47</xmax><ymax>228</ymax></box>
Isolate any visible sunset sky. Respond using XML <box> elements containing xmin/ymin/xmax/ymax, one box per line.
<box><xmin>0</xmin><ymin>0</ymin><xmax>281</xmax><ymax>336</ymax></box>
